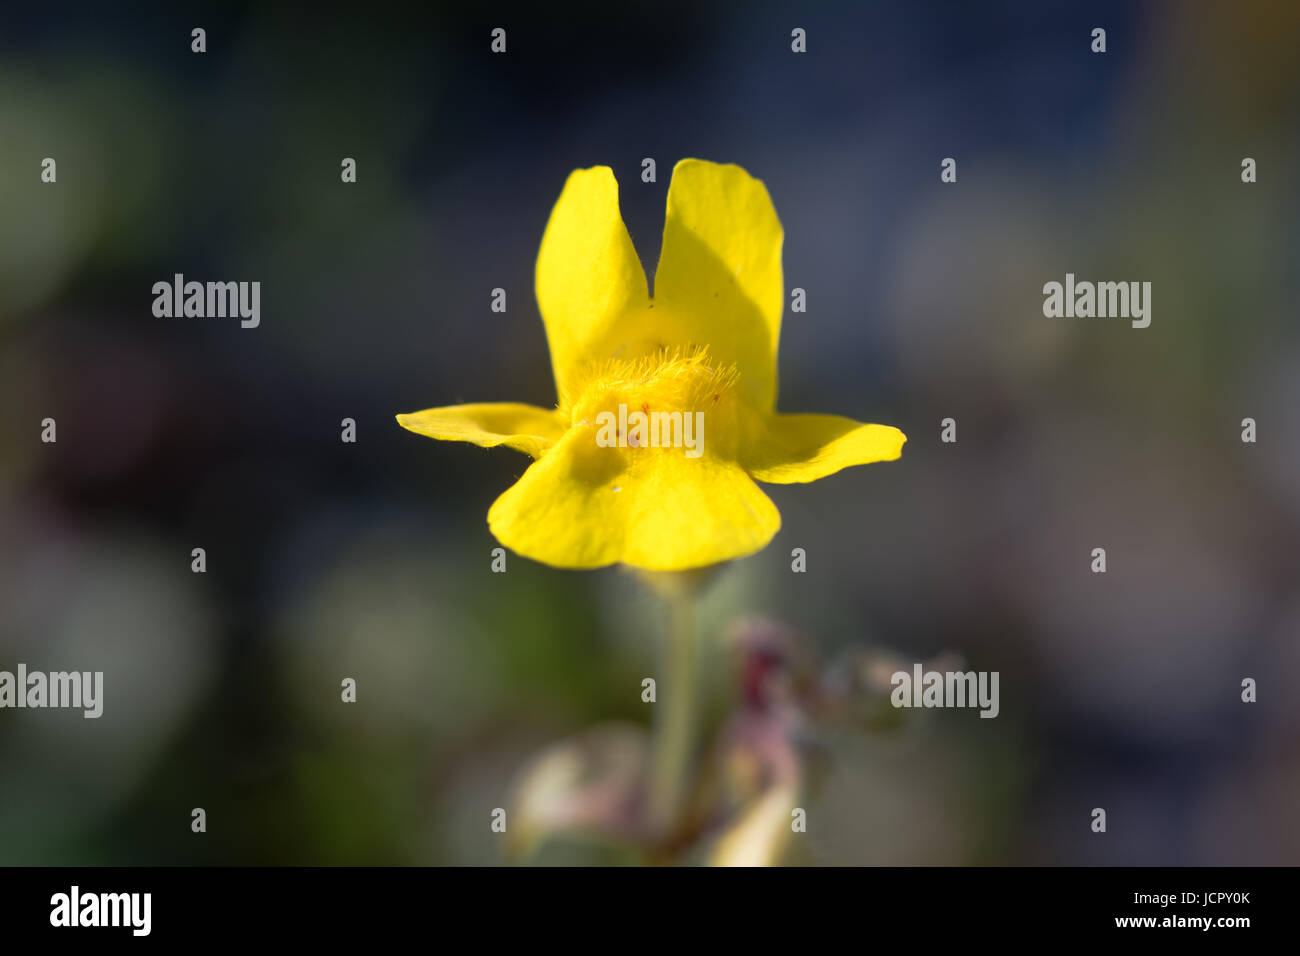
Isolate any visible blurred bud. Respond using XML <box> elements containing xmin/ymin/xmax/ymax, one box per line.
<box><xmin>704</xmin><ymin>670</ymin><xmax>805</xmax><ymax>866</ymax></box>
<box><xmin>707</xmin><ymin>780</ymin><xmax>802</xmax><ymax>867</ymax></box>
<box><xmin>507</xmin><ymin>723</ymin><xmax>650</xmax><ymax>861</ymax></box>
<box><xmin>723</xmin><ymin>615</ymin><xmax>816</xmax><ymax>713</ymax></box>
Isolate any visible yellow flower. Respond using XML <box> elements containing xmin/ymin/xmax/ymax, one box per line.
<box><xmin>398</xmin><ymin>159</ymin><xmax>905</xmax><ymax>571</ymax></box>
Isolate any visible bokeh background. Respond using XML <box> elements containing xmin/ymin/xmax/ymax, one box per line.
<box><xmin>1</xmin><ymin>0</ymin><xmax>1297</xmax><ymax>865</ymax></box>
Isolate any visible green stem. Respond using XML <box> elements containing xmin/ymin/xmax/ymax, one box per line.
<box><xmin>648</xmin><ymin>584</ymin><xmax>697</xmax><ymax>838</ymax></box>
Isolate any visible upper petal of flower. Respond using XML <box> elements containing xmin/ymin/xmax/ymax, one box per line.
<box><xmin>395</xmin><ymin>402</ymin><xmax>569</xmax><ymax>459</ymax></box>
<box><xmin>653</xmin><ymin>159</ymin><xmax>784</xmax><ymax>413</ymax></box>
<box><xmin>743</xmin><ymin>413</ymin><xmax>906</xmax><ymax>484</ymax></box>
<box><xmin>535</xmin><ymin>167</ymin><xmax>651</xmax><ymax>405</ymax></box>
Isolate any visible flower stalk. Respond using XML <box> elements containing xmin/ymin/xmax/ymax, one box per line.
<box><xmin>648</xmin><ymin>581</ymin><xmax>697</xmax><ymax>838</ymax></box>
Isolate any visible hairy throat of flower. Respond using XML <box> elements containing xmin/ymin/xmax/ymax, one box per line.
<box><xmin>564</xmin><ymin>346</ymin><xmax>744</xmax><ymax>460</ymax></box>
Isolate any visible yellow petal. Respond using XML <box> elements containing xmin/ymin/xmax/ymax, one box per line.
<box><xmin>487</xmin><ymin>428</ymin><xmax>781</xmax><ymax>570</ymax></box>
<box><xmin>395</xmin><ymin>403</ymin><xmax>568</xmax><ymax>459</ymax></box>
<box><xmin>652</xmin><ymin>159</ymin><xmax>784</xmax><ymax>413</ymax></box>
<box><xmin>535</xmin><ymin>166</ymin><xmax>651</xmax><ymax>404</ymax></box>
<box><xmin>745</xmin><ymin>413</ymin><xmax>906</xmax><ymax>484</ymax></box>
